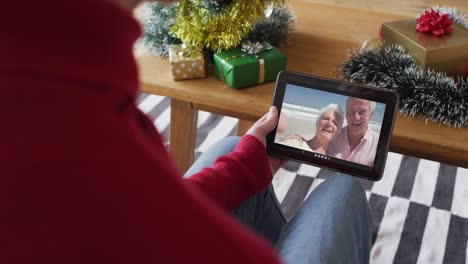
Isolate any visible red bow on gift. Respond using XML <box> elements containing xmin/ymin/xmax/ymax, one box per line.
<box><xmin>416</xmin><ymin>8</ymin><xmax>454</xmax><ymax>36</ymax></box>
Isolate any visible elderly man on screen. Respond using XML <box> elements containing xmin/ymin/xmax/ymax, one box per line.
<box><xmin>327</xmin><ymin>97</ymin><xmax>380</xmax><ymax>167</ymax></box>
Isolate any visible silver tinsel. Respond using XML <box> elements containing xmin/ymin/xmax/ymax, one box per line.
<box><xmin>245</xmin><ymin>6</ymin><xmax>296</xmax><ymax>47</ymax></box>
<box><xmin>141</xmin><ymin>3</ymin><xmax>182</xmax><ymax>58</ymax></box>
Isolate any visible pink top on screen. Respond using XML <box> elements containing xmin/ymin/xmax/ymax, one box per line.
<box><xmin>328</xmin><ymin>126</ymin><xmax>380</xmax><ymax>167</ymax></box>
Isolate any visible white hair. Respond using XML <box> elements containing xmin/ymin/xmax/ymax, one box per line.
<box><xmin>346</xmin><ymin>97</ymin><xmax>376</xmax><ymax>113</ymax></box>
<box><xmin>370</xmin><ymin>101</ymin><xmax>376</xmax><ymax>113</ymax></box>
<box><xmin>315</xmin><ymin>104</ymin><xmax>344</xmax><ymax>135</ymax></box>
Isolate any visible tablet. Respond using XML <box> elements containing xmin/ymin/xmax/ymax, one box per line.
<box><xmin>266</xmin><ymin>71</ymin><xmax>399</xmax><ymax>181</ymax></box>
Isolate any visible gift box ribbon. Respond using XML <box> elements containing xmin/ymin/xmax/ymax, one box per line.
<box><xmin>170</xmin><ymin>44</ymin><xmax>205</xmax><ymax>80</ymax></box>
<box><xmin>220</xmin><ymin>41</ymin><xmax>274</xmax><ymax>84</ymax></box>
<box><xmin>171</xmin><ymin>44</ymin><xmax>203</xmax><ymax>60</ymax></box>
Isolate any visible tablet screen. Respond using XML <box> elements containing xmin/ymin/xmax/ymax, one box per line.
<box><xmin>274</xmin><ymin>83</ymin><xmax>386</xmax><ymax>168</ymax></box>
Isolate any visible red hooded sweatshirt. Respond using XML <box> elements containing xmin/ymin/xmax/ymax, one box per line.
<box><xmin>0</xmin><ymin>1</ymin><xmax>282</xmax><ymax>263</ymax></box>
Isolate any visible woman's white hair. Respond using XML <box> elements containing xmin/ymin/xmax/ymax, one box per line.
<box><xmin>315</xmin><ymin>104</ymin><xmax>344</xmax><ymax>135</ymax></box>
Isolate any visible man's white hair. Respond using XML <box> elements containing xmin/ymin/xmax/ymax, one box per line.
<box><xmin>346</xmin><ymin>97</ymin><xmax>376</xmax><ymax>113</ymax></box>
<box><xmin>315</xmin><ymin>104</ymin><xmax>344</xmax><ymax>135</ymax></box>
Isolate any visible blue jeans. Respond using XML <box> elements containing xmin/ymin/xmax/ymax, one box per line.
<box><xmin>185</xmin><ymin>137</ymin><xmax>371</xmax><ymax>264</ymax></box>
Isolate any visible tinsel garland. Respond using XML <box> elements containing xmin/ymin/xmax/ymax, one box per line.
<box><xmin>170</xmin><ymin>0</ymin><xmax>284</xmax><ymax>52</ymax></box>
<box><xmin>141</xmin><ymin>3</ymin><xmax>294</xmax><ymax>57</ymax></box>
<box><xmin>245</xmin><ymin>5</ymin><xmax>295</xmax><ymax>47</ymax></box>
<box><xmin>141</xmin><ymin>3</ymin><xmax>181</xmax><ymax>57</ymax></box>
<box><xmin>199</xmin><ymin>0</ymin><xmax>233</xmax><ymax>13</ymax></box>
<box><xmin>342</xmin><ymin>45</ymin><xmax>468</xmax><ymax>128</ymax></box>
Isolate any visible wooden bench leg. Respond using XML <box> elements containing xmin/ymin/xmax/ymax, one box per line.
<box><xmin>170</xmin><ymin>99</ymin><xmax>198</xmax><ymax>173</ymax></box>
<box><xmin>236</xmin><ymin>120</ymin><xmax>255</xmax><ymax>136</ymax></box>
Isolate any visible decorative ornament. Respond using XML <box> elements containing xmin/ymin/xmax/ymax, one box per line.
<box><xmin>141</xmin><ymin>3</ymin><xmax>295</xmax><ymax>57</ymax></box>
<box><xmin>360</xmin><ymin>38</ymin><xmax>383</xmax><ymax>54</ymax></box>
<box><xmin>264</xmin><ymin>3</ymin><xmax>274</xmax><ymax>17</ymax></box>
<box><xmin>416</xmin><ymin>8</ymin><xmax>454</xmax><ymax>36</ymax></box>
<box><xmin>170</xmin><ymin>0</ymin><xmax>285</xmax><ymax>52</ymax></box>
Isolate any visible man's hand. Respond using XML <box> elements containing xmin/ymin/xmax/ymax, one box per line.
<box><xmin>246</xmin><ymin>106</ymin><xmax>285</xmax><ymax>176</ymax></box>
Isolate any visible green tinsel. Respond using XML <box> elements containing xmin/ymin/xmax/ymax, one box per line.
<box><xmin>141</xmin><ymin>3</ymin><xmax>181</xmax><ymax>57</ymax></box>
<box><xmin>342</xmin><ymin>45</ymin><xmax>468</xmax><ymax>128</ymax></box>
<box><xmin>245</xmin><ymin>5</ymin><xmax>295</xmax><ymax>47</ymax></box>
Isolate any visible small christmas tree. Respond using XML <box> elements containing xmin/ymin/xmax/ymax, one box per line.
<box><xmin>142</xmin><ymin>0</ymin><xmax>295</xmax><ymax>57</ymax></box>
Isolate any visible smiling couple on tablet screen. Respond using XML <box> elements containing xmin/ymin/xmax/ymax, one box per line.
<box><xmin>279</xmin><ymin>97</ymin><xmax>380</xmax><ymax>167</ymax></box>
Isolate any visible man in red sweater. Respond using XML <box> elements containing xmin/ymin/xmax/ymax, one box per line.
<box><xmin>1</xmin><ymin>0</ymin><xmax>371</xmax><ymax>263</ymax></box>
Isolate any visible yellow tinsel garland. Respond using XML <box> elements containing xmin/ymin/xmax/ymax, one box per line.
<box><xmin>170</xmin><ymin>0</ymin><xmax>284</xmax><ymax>52</ymax></box>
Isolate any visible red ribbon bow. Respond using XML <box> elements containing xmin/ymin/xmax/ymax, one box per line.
<box><xmin>416</xmin><ymin>8</ymin><xmax>454</xmax><ymax>36</ymax></box>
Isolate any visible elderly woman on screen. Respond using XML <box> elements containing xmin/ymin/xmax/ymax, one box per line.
<box><xmin>280</xmin><ymin>104</ymin><xmax>344</xmax><ymax>154</ymax></box>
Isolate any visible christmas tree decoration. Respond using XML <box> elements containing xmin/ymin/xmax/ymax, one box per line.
<box><xmin>170</xmin><ymin>0</ymin><xmax>285</xmax><ymax>52</ymax></box>
<box><xmin>245</xmin><ymin>5</ymin><xmax>296</xmax><ymax>47</ymax></box>
<box><xmin>199</xmin><ymin>0</ymin><xmax>233</xmax><ymax>13</ymax></box>
<box><xmin>214</xmin><ymin>41</ymin><xmax>287</xmax><ymax>89</ymax></box>
<box><xmin>342</xmin><ymin>44</ymin><xmax>468</xmax><ymax>128</ymax></box>
<box><xmin>141</xmin><ymin>2</ymin><xmax>295</xmax><ymax>57</ymax></box>
<box><xmin>344</xmin><ymin>7</ymin><xmax>468</xmax><ymax>127</ymax></box>
<box><xmin>264</xmin><ymin>3</ymin><xmax>274</xmax><ymax>17</ymax></box>
<box><xmin>169</xmin><ymin>44</ymin><xmax>206</xmax><ymax>80</ymax></box>
<box><xmin>141</xmin><ymin>3</ymin><xmax>182</xmax><ymax>57</ymax></box>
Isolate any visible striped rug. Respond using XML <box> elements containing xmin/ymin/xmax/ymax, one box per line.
<box><xmin>138</xmin><ymin>93</ymin><xmax>468</xmax><ymax>264</ymax></box>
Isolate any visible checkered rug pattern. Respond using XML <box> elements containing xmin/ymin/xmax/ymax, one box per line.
<box><xmin>138</xmin><ymin>93</ymin><xmax>468</xmax><ymax>264</ymax></box>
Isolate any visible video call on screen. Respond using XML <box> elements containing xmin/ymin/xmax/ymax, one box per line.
<box><xmin>275</xmin><ymin>84</ymin><xmax>386</xmax><ymax>168</ymax></box>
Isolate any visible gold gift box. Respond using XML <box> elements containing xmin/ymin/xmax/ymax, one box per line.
<box><xmin>381</xmin><ymin>19</ymin><xmax>468</xmax><ymax>75</ymax></box>
<box><xmin>168</xmin><ymin>44</ymin><xmax>206</xmax><ymax>81</ymax></box>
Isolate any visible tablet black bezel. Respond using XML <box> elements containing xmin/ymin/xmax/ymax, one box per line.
<box><xmin>266</xmin><ymin>70</ymin><xmax>399</xmax><ymax>181</ymax></box>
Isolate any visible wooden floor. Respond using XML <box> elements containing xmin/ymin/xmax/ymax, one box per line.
<box><xmin>304</xmin><ymin>0</ymin><xmax>468</xmax><ymax>16</ymax></box>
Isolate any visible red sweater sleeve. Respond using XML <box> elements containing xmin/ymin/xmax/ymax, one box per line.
<box><xmin>185</xmin><ymin>135</ymin><xmax>273</xmax><ymax>210</ymax></box>
<box><xmin>2</xmin><ymin>100</ymin><xmax>283</xmax><ymax>264</ymax></box>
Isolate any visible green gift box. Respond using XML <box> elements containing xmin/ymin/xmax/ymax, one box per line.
<box><xmin>214</xmin><ymin>42</ymin><xmax>287</xmax><ymax>89</ymax></box>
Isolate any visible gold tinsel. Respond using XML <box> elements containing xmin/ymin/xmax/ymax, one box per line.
<box><xmin>170</xmin><ymin>0</ymin><xmax>285</xmax><ymax>52</ymax></box>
